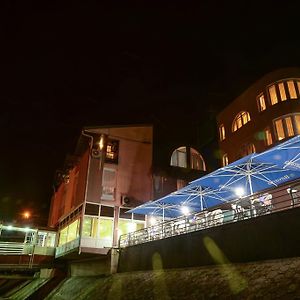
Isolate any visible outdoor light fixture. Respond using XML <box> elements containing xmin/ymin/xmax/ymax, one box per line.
<box><xmin>235</xmin><ymin>187</ymin><xmax>245</xmax><ymax>198</ymax></box>
<box><xmin>181</xmin><ymin>205</ymin><xmax>190</xmax><ymax>216</ymax></box>
<box><xmin>127</xmin><ymin>222</ymin><xmax>136</xmax><ymax>233</ymax></box>
<box><xmin>99</xmin><ymin>135</ymin><xmax>105</xmax><ymax>150</ymax></box>
<box><xmin>149</xmin><ymin>216</ymin><xmax>157</xmax><ymax>226</ymax></box>
<box><xmin>22</xmin><ymin>211</ymin><xmax>31</xmax><ymax>219</ymax></box>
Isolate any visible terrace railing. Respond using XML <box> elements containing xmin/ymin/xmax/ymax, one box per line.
<box><xmin>119</xmin><ymin>182</ymin><xmax>300</xmax><ymax>248</ymax></box>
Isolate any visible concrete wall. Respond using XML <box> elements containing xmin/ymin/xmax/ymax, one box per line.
<box><xmin>118</xmin><ymin>206</ymin><xmax>300</xmax><ymax>272</ymax></box>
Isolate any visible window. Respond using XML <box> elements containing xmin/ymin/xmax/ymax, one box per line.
<box><xmin>242</xmin><ymin>143</ymin><xmax>256</xmax><ymax>156</ymax></box>
<box><xmin>105</xmin><ymin>139</ymin><xmax>119</xmax><ymax>164</ymax></box>
<box><xmin>222</xmin><ymin>154</ymin><xmax>229</xmax><ymax>167</ymax></box>
<box><xmin>274</xmin><ymin>119</ymin><xmax>285</xmax><ymax>140</ymax></box>
<box><xmin>273</xmin><ymin>114</ymin><xmax>300</xmax><ymax>141</ymax></box>
<box><xmin>170</xmin><ymin>147</ymin><xmax>206</xmax><ymax>171</ymax></box>
<box><xmin>177</xmin><ymin>179</ymin><xmax>186</xmax><ymax>190</ymax></box>
<box><xmin>219</xmin><ymin>124</ymin><xmax>225</xmax><ymax>141</ymax></box>
<box><xmin>170</xmin><ymin>147</ymin><xmax>187</xmax><ymax>168</ymax></box>
<box><xmin>287</xmin><ymin>81</ymin><xmax>297</xmax><ymax>99</ymax></box>
<box><xmin>190</xmin><ymin>148</ymin><xmax>206</xmax><ymax>171</ymax></box>
<box><xmin>101</xmin><ymin>168</ymin><xmax>116</xmax><ymax>200</ymax></box>
<box><xmin>278</xmin><ymin>82</ymin><xmax>287</xmax><ymax>101</ymax></box>
<box><xmin>232</xmin><ymin>111</ymin><xmax>251</xmax><ymax>132</ymax></box>
<box><xmin>257</xmin><ymin>94</ymin><xmax>266</xmax><ymax>112</ymax></box>
<box><xmin>264</xmin><ymin>128</ymin><xmax>273</xmax><ymax>146</ymax></box>
<box><xmin>269</xmin><ymin>85</ymin><xmax>278</xmax><ymax>105</ymax></box>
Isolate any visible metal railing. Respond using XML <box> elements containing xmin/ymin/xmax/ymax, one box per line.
<box><xmin>0</xmin><ymin>242</ymin><xmax>26</xmax><ymax>255</ymax></box>
<box><xmin>119</xmin><ymin>182</ymin><xmax>300</xmax><ymax>248</ymax></box>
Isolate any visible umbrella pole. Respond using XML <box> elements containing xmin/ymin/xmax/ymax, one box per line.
<box><xmin>248</xmin><ymin>172</ymin><xmax>254</xmax><ymax>217</ymax></box>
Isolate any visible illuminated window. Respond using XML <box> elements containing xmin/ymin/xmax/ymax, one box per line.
<box><xmin>222</xmin><ymin>154</ymin><xmax>229</xmax><ymax>167</ymax></box>
<box><xmin>105</xmin><ymin>139</ymin><xmax>119</xmax><ymax>164</ymax></box>
<box><xmin>232</xmin><ymin>111</ymin><xmax>251</xmax><ymax>132</ymax></box>
<box><xmin>285</xmin><ymin>116</ymin><xmax>294</xmax><ymax>137</ymax></box>
<box><xmin>171</xmin><ymin>147</ymin><xmax>187</xmax><ymax>168</ymax></box>
<box><xmin>295</xmin><ymin>115</ymin><xmax>300</xmax><ymax>134</ymax></box>
<box><xmin>278</xmin><ymin>82</ymin><xmax>287</xmax><ymax>101</ymax></box>
<box><xmin>274</xmin><ymin>119</ymin><xmax>285</xmax><ymax>140</ymax></box>
<box><xmin>269</xmin><ymin>85</ymin><xmax>278</xmax><ymax>105</ymax></box>
<box><xmin>287</xmin><ymin>81</ymin><xmax>297</xmax><ymax>99</ymax></box>
<box><xmin>297</xmin><ymin>81</ymin><xmax>300</xmax><ymax>95</ymax></box>
<box><xmin>245</xmin><ymin>143</ymin><xmax>256</xmax><ymax>155</ymax></box>
<box><xmin>273</xmin><ymin>114</ymin><xmax>300</xmax><ymax>141</ymax></box>
<box><xmin>177</xmin><ymin>179</ymin><xmax>186</xmax><ymax>190</ymax></box>
<box><xmin>264</xmin><ymin>128</ymin><xmax>273</xmax><ymax>146</ymax></box>
<box><xmin>170</xmin><ymin>147</ymin><xmax>206</xmax><ymax>171</ymax></box>
<box><xmin>190</xmin><ymin>148</ymin><xmax>206</xmax><ymax>171</ymax></box>
<box><xmin>219</xmin><ymin>124</ymin><xmax>225</xmax><ymax>141</ymax></box>
<box><xmin>257</xmin><ymin>94</ymin><xmax>266</xmax><ymax>112</ymax></box>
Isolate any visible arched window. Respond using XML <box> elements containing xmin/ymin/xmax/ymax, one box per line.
<box><xmin>170</xmin><ymin>146</ymin><xmax>206</xmax><ymax>171</ymax></box>
<box><xmin>241</xmin><ymin>143</ymin><xmax>256</xmax><ymax>157</ymax></box>
<box><xmin>222</xmin><ymin>153</ymin><xmax>229</xmax><ymax>167</ymax></box>
<box><xmin>232</xmin><ymin>111</ymin><xmax>251</xmax><ymax>132</ymax></box>
<box><xmin>190</xmin><ymin>148</ymin><xmax>206</xmax><ymax>171</ymax></box>
<box><xmin>219</xmin><ymin>124</ymin><xmax>225</xmax><ymax>141</ymax></box>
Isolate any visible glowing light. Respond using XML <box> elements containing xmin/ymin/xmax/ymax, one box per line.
<box><xmin>7</xmin><ymin>225</ymin><xmax>13</xmax><ymax>230</ymax></box>
<box><xmin>22</xmin><ymin>211</ymin><xmax>31</xmax><ymax>219</ymax></box>
<box><xmin>99</xmin><ymin>136</ymin><xmax>104</xmax><ymax>150</ymax></box>
<box><xmin>235</xmin><ymin>187</ymin><xmax>245</xmax><ymax>198</ymax></box>
<box><xmin>181</xmin><ymin>206</ymin><xmax>190</xmax><ymax>216</ymax></box>
<box><xmin>149</xmin><ymin>217</ymin><xmax>157</xmax><ymax>226</ymax></box>
<box><xmin>127</xmin><ymin>222</ymin><xmax>136</xmax><ymax>233</ymax></box>
<box><xmin>24</xmin><ymin>227</ymin><xmax>31</xmax><ymax>232</ymax></box>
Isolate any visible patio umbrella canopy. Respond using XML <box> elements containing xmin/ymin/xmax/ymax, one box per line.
<box><xmin>256</xmin><ymin>135</ymin><xmax>300</xmax><ymax>171</ymax></box>
<box><xmin>189</xmin><ymin>154</ymin><xmax>300</xmax><ymax>197</ymax></box>
<box><xmin>127</xmin><ymin>199</ymin><xmax>185</xmax><ymax>221</ymax></box>
<box><xmin>160</xmin><ymin>185</ymin><xmax>232</xmax><ymax>211</ymax></box>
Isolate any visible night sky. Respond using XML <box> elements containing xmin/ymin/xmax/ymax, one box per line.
<box><xmin>1</xmin><ymin>2</ymin><xmax>300</xmax><ymax>225</ymax></box>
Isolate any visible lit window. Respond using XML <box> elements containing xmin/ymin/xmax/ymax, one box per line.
<box><xmin>105</xmin><ymin>139</ymin><xmax>119</xmax><ymax>164</ymax></box>
<box><xmin>190</xmin><ymin>148</ymin><xmax>206</xmax><ymax>171</ymax></box>
<box><xmin>285</xmin><ymin>116</ymin><xmax>294</xmax><ymax>137</ymax></box>
<box><xmin>273</xmin><ymin>114</ymin><xmax>300</xmax><ymax>141</ymax></box>
<box><xmin>274</xmin><ymin>119</ymin><xmax>285</xmax><ymax>140</ymax></box>
<box><xmin>170</xmin><ymin>147</ymin><xmax>206</xmax><ymax>171</ymax></box>
<box><xmin>171</xmin><ymin>147</ymin><xmax>187</xmax><ymax>168</ymax></box>
<box><xmin>246</xmin><ymin>143</ymin><xmax>256</xmax><ymax>155</ymax></box>
<box><xmin>269</xmin><ymin>85</ymin><xmax>278</xmax><ymax>105</ymax></box>
<box><xmin>295</xmin><ymin>115</ymin><xmax>300</xmax><ymax>134</ymax></box>
<box><xmin>219</xmin><ymin>124</ymin><xmax>225</xmax><ymax>141</ymax></box>
<box><xmin>287</xmin><ymin>81</ymin><xmax>297</xmax><ymax>99</ymax></box>
<box><xmin>177</xmin><ymin>179</ymin><xmax>186</xmax><ymax>190</ymax></box>
<box><xmin>232</xmin><ymin>111</ymin><xmax>251</xmax><ymax>132</ymax></box>
<box><xmin>257</xmin><ymin>94</ymin><xmax>266</xmax><ymax>112</ymax></box>
<box><xmin>297</xmin><ymin>81</ymin><xmax>300</xmax><ymax>96</ymax></box>
<box><xmin>278</xmin><ymin>82</ymin><xmax>287</xmax><ymax>101</ymax></box>
<box><xmin>222</xmin><ymin>154</ymin><xmax>229</xmax><ymax>166</ymax></box>
<box><xmin>264</xmin><ymin>128</ymin><xmax>273</xmax><ymax>146</ymax></box>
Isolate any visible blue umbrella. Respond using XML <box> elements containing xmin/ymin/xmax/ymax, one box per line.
<box><xmin>127</xmin><ymin>199</ymin><xmax>184</xmax><ymax>221</ymax></box>
<box><xmin>160</xmin><ymin>185</ymin><xmax>232</xmax><ymax>212</ymax></box>
<box><xmin>256</xmin><ymin>135</ymin><xmax>300</xmax><ymax>171</ymax></box>
<box><xmin>189</xmin><ymin>154</ymin><xmax>300</xmax><ymax>197</ymax></box>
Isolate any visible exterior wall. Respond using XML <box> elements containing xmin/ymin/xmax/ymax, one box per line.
<box><xmin>217</xmin><ymin>68</ymin><xmax>300</xmax><ymax>164</ymax></box>
<box><xmin>118</xmin><ymin>206</ymin><xmax>300</xmax><ymax>272</ymax></box>
<box><xmin>49</xmin><ymin>125</ymin><xmax>153</xmax><ymax>254</ymax></box>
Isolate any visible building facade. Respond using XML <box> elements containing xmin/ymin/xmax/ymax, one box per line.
<box><xmin>48</xmin><ymin>124</ymin><xmax>208</xmax><ymax>258</ymax></box>
<box><xmin>217</xmin><ymin>68</ymin><xmax>300</xmax><ymax>166</ymax></box>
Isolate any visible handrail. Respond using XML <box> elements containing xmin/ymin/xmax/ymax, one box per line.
<box><xmin>119</xmin><ymin>183</ymin><xmax>300</xmax><ymax>248</ymax></box>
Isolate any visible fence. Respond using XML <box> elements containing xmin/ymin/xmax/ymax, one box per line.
<box><xmin>119</xmin><ymin>181</ymin><xmax>300</xmax><ymax>248</ymax></box>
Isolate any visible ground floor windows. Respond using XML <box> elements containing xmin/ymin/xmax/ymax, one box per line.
<box><xmin>82</xmin><ymin>216</ymin><xmax>114</xmax><ymax>241</ymax></box>
<box><xmin>58</xmin><ymin>219</ymin><xmax>80</xmax><ymax>246</ymax></box>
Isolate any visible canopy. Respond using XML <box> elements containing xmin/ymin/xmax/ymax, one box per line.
<box><xmin>189</xmin><ymin>154</ymin><xmax>300</xmax><ymax>197</ymax></box>
<box><xmin>256</xmin><ymin>135</ymin><xmax>300</xmax><ymax>171</ymax></box>
<box><xmin>127</xmin><ymin>199</ymin><xmax>185</xmax><ymax>221</ymax></box>
<box><xmin>160</xmin><ymin>185</ymin><xmax>232</xmax><ymax>211</ymax></box>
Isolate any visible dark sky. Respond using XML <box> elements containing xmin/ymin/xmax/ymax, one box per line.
<box><xmin>1</xmin><ymin>2</ymin><xmax>300</xmax><ymax>225</ymax></box>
